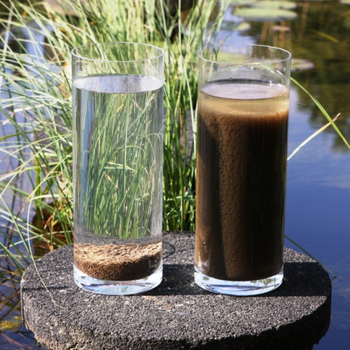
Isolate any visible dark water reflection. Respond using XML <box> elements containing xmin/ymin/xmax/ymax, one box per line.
<box><xmin>210</xmin><ymin>1</ymin><xmax>350</xmax><ymax>349</ymax></box>
<box><xmin>224</xmin><ymin>1</ymin><xmax>350</xmax><ymax>349</ymax></box>
<box><xmin>235</xmin><ymin>0</ymin><xmax>350</xmax><ymax>152</ymax></box>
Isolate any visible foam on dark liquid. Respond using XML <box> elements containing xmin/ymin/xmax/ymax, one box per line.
<box><xmin>195</xmin><ymin>80</ymin><xmax>289</xmax><ymax>281</ymax></box>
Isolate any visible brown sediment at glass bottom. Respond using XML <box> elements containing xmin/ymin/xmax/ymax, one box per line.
<box><xmin>74</xmin><ymin>241</ymin><xmax>162</xmax><ymax>281</ymax></box>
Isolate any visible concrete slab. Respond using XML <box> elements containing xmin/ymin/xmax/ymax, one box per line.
<box><xmin>21</xmin><ymin>232</ymin><xmax>331</xmax><ymax>349</ymax></box>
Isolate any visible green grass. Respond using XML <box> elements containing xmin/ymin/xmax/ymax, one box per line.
<box><xmin>74</xmin><ymin>73</ymin><xmax>163</xmax><ymax>239</ymax></box>
<box><xmin>0</xmin><ymin>0</ymin><xmax>227</xmax><ymax>276</ymax></box>
<box><xmin>0</xmin><ymin>0</ymin><xmax>348</xmax><ymax>281</ymax></box>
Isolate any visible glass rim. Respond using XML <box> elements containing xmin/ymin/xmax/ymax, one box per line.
<box><xmin>71</xmin><ymin>41</ymin><xmax>164</xmax><ymax>63</ymax></box>
<box><xmin>198</xmin><ymin>44</ymin><xmax>292</xmax><ymax>65</ymax></box>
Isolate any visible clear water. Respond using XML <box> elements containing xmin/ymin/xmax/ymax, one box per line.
<box><xmin>73</xmin><ymin>75</ymin><xmax>163</xmax><ymax>241</ymax></box>
<box><xmin>72</xmin><ymin>74</ymin><xmax>164</xmax><ymax>294</ymax></box>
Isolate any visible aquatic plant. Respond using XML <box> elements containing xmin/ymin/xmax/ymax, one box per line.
<box><xmin>0</xmin><ymin>0</ymin><xmax>227</xmax><ymax>278</ymax></box>
<box><xmin>0</xmin><ymin>0</ymin><xmax>348</xmax><ymax>283</ymax></box>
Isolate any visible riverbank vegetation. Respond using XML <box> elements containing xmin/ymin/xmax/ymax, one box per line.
<box><xmin>0</xmin><ymin>0</ymin><xmax>348</xmax><ymax>285</ymax></box>
<box><xmin>0</xmin><ymin>0</ymin><xmax>228</xmax><ymax>280</ymax></box>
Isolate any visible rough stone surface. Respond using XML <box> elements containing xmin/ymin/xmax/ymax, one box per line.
<box><xmin>21</xmin><ymin>232</ymin><xmax>331</xmax><ymax>350</ymax></box>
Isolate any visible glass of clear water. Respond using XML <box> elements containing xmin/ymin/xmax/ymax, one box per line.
<box><xmin>71</xmin><ymin>42</ymin><xmax>164</xmax><ymax>295</ymax></box>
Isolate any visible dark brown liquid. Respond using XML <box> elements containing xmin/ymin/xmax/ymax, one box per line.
<box><xmin>195</xmin><ymin>80</ymin><xmax>289</xmax><ymax>281</ymax></box>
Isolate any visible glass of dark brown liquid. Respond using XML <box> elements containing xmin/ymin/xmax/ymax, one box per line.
<box><xmin>195</xmin><ymin>45</ymin><xmax>291</xmax><ymax>296</ymax></box>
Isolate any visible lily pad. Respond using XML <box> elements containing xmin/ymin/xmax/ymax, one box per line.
<box><xmin>291</xmin><ymin>58</ymin><xmax>314</xmax><ymax>72</ymax></box>
<box><xmin>213</xmin><ymin>52</ymin><xmax>249</xmax><ymax>63</ymax></box>
<box><xmin>230</xmin><ymin>0</ymin><xmax>257</xmax><ymax>5</ymax></box>
<box><xmin>254</xmin><ymin>1</ymin><xmax>297</xmax><ymax>10</ymax></box>
<box><xmin>234</xmin><ymin>8</ymin><xmax>298</xmax><ymax>21</ymax></box>
<box><xmin>236</xmin><ymin>22</ymin><xmax>251</xmax><ymax>31</ymax></box>
<box><xmin>220</xmin><ymin>21</ymin><xmax>251</xmax><ymax>32</ymax></box>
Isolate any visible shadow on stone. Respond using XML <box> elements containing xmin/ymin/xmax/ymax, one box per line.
<box><xmin>21</xmin><ymin>232</ymin><xmax>331</xmax><ymax>350</ymax></box>
<box><xmin>144</xmin><ymin>261</ymin><xmax>331</xmax><ymax>298</ymax></box>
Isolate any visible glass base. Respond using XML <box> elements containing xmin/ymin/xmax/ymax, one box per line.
<box><xmin>74</xmin><ymin>264</ymin><xmax>162</xmax><ymax>295</ymax></box>
<box><xmin>194</xmin><ymin>266</ymin><xmax>283</xmax><ymax>296</ymax></box>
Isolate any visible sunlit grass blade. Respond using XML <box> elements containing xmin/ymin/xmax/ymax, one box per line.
<box><xmin>288</xmin><ymin>113</ymin><xmax>341</xmax><ymax>161</ymax></box>
<box><xmin>291</xmin><ymin>77</ymin><xmax>350</xmax><ymax>149</ymax></box>
<box><xmin>285</xmin><ymin>234</ymin><xmax>336</xmax><ymax>278</ymax></box>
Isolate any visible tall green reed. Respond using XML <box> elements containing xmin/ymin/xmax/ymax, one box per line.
<box><xmin>0</xmin><ymin>0</ymin><xmax>348</xmax><ymax>279</ymax></box>
<box><xmin>75</xmin><ymin>76</ymin><xmax>163</xmax><ymax>239</ymax></box>
<box><xmin>0</xmin><ymin>0</ymin><xmax>227</xmax><ymax>274</ymax></box>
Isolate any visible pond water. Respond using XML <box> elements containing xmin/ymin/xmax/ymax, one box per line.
<box><xmin>223</xmin><ymin>1</ymin><xmax>350</xmax><ymax>349</ymax></box>
<box><xmin>1</xmin><ymin>0</ymin><xmax>350</xmax><ymax>349</ymax></box>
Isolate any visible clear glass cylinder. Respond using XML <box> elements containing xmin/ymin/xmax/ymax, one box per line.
<box><xmin>195</xmin><ymin>45</ymin><xmax>291</xmax><ymax>296</ymax></box>
<box><xmin>72</xmin><ymin>42</ymin><xmax>164</xmax><ymax>295</ymax></box>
